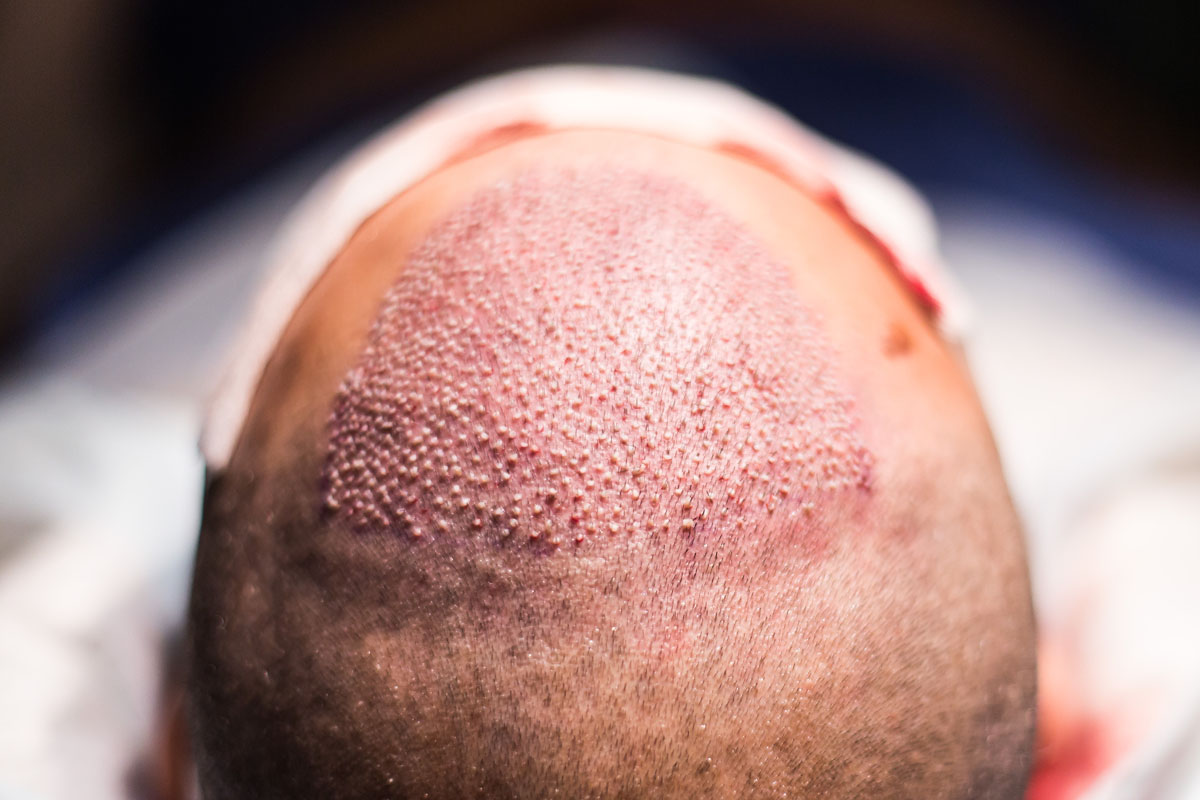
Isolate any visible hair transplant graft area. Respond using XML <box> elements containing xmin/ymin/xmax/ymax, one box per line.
<box><xmin>188</xmin><ymin>131</ymin><xmax>1036</xmax><ymax>800</ymax></box>
<box><xmin>324</xmin><ymin>165</ymin><xmax>871</xmax><ymax>551</ymax></box>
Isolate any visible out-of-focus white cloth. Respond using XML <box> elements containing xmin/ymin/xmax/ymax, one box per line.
<box><xmin>941</xmin><ymin>203</ymin><xmax>1200</xmax><ymax>799</ymax></box>
<box><xmin>0</xmin><ymin>147</ymin><xmax>335</xmax><ymax>799</ymax></box>
<box><xmin>1</xmin><ymin>74</ymin><xmax>1198</xmax><ymax>800</ymax></box>
<box><xmin>0</xmin><ymin>385</ymin><xmax>199</xmax><ymax>800</ymax></box>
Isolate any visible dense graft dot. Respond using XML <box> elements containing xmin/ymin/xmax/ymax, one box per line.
<box><xmin>324</xmin><ymin>165</ymin><xmax>871</xmax><ymax>548</ymax></box>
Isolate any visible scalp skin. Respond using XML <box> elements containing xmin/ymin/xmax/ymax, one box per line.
<box><xmin>188</xmin><ymin>131</ymin><xmax>1036</xmax><ymax>799</ymax></box>
<box><xmin>324</xmin><ymin>165</ymin><xmax>870</xmax><ymax>552</ymax></box>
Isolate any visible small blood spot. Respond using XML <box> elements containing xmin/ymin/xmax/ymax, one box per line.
<box><xmin>883</xmin><ymin>323</ymin><xmax>913</xmax><ymax>358</ymax></box>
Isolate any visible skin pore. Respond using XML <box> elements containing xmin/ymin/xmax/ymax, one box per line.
<box><xmin>188</xmin><ymin>131</ymin><xmax>1036</xmax><ymax>798</ymax></box>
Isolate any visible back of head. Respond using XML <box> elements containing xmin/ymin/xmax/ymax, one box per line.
<box><xmin>188</xmin><ymin>131</ymin><xmax>1035</xmax><ymax>798</ymax></box>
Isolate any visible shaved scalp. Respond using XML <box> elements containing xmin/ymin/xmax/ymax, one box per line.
<box><xmin>189</xmin><ymin>153</ymin><xmax>1035</xmax><ymax>799</ymax></box>
<box><xmin>324</xmin><ymin>166</ymin><xmax>870</xmax><ymax>551</ymax></box>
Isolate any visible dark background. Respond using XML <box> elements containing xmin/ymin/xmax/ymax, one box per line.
<box><xmin>2</xmin><ymin>0</ymin><xmax>1197</xmax><ymax>364</ymax></box>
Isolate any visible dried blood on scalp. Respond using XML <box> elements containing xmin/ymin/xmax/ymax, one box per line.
<box><xmin>324</xmin><ymin>165</ymin><xmax>871</xmax><ymax>549</ymax></box>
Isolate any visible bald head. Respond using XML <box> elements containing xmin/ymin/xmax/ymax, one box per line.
<box><xmin>188</xmin><ymin>131</ymin><xmax>1035</xmax><ymax>798</ymax></box>
<box><xmin>325</xmin><ymin>164</ymin><xmax>869</xmax><ymax>548</ymax></box>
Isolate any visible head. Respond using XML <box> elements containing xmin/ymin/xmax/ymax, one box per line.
<box><xmin>187</xmin><ymin>128</ymin><xmax>1035</xmax><ymax>798</ymax></box>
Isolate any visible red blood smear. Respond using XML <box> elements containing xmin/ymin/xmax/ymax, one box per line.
<box><xmin>1027</xmin><ymin>716</ymin><xmax>1121</xmax><ymax>800</ymax></box>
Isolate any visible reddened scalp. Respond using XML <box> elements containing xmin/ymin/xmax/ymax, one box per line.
<box><xmin>324</xmin><ymin>165</ymin><xmax>871</xmax><ymax>552</ymax></box>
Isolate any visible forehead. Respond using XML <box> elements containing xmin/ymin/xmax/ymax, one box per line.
<box><xmin>228</xmin><ymin>127</ymin><xmax>949</xmax><ymax>516</ymax></box>
<box><xmin>203</xmin><ymin>68</ymin><xmax>953</xmax><ymax>473</ymax></box>
<box><xmin>323</xmin><ymin>163</ymin><xmax>871</xmax><ymax>553</ymax></box>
